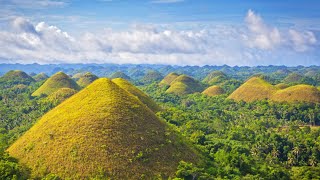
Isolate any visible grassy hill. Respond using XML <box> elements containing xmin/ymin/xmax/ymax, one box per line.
<box><xmin>275</xmin><ymin>83</ymin><xmax>289</xmax><ymax>89</ymax></box>
<box><xmin>0</xmin><ymin>70</ymin><xmax>35</xmax><ymax>85</ymax></box>
<box><xmin>283</xmin><ymin>72</ymin><xmax>303</xmax><ymax>84</ymax></box>
<box><xmin>112</xmin><ymin>78</ymin><xmax>161</xmax><ymax>112</ymax></box>
<box><xmin>202</xmin><ymin>71</ymin><xmax>228</xmax><ymax>85</ymax></box>
<box><xmin>141</xmin><ymin>70</ymin><xmax>163</xmax><ymax>84</ymax></box>
<box><xmin>8</xmin><ymin>78</ymin><xmax>198</xmax><ymax>179</ymax></box>
<box><xmin>76</xmin><ymin>72</ymin><xmax>98</xmax><ymax>88</ymax></box>
<box><xmin>202</xmin><ymin>85</ymin><xmax>225</xmax><ymax>97</ymax></box>
<box><xmin>33</xmin><ymin>73</ymin><xmax>49</xmax><ymax>82</ymax></box>
<box><xmin>32</xmin><ymin>72</ymin><xmax>80</xmax><ymax>96</ymax></box>
<box><xmin>228</xmin><ymin>77</ymin><xmax>277</xmax><ymax>102</ymax></box>
<box><xmin>47</xmin><ymin>88</ymin><xmax>78</xmax><ymax>104</ymax></box>
<box><xmin>166</xmin><ymin>75</ymin><xmax>204</xmax><ymax>95</ymax></box>
<box><xmin>159</xmin><ymin>72</ymin><xmax>179</xmax><ymax>86</ymax></box>
<box><xmin>109</xmin><ymin>71</ymin><xmax>131</xmax><ymax>80</ymax></box>
<box><xmin>271</xmin><ymin>85</ymin><xmax>320</xmax><ymax>103</ymax></box>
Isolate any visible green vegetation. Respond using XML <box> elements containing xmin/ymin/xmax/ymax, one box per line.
<box><xmin>202</xmin><ymin>70</ymin><xmax>228</xmax><ymax>85</ymax></box>
<box><xmin>112</xmin><ymin>78</ymin><xmax>161</xmax><ymax>112</ymax></box>
<box><xmin>166</xmin><ymin>75</ymin><xmax>204</xmax><ymax>95</ymax></box>
<box><xmin>283</xmin><ymin>73</ymin><xmax>303</xmax><ymax>84</ymax></box>
<box><xmin>271</xmin><ymin>85</ymin><xmax>320</xmax><ymax>103</ymax></box>
<box><xmin>33</xmin><ymin>73</ymin><xmax>49</xmax><ymax>82</ymax></box>
<box><xmin>0</xmin><ymin>70</ymin><xmax>34</xmax><ymax>86</ymax></box>
<box><xmin>76</xmin><ymin>72</ymin><xmax>98</xmax><ymax>88</ymax></box>
<box><xmin>228</xmin><ymin>77</ymin><xmax>277</xmax><ymax>102</ymax></box>
<box><xmin>32</xmin><ymin>72</ymin><xmax>80</xmax><ymax>97</ymax></box>
<box><xmin>159</xmin><ymin>72</ymin><xmax>179</xmax><ymax>86</ymax></box>
<box><xmin>8</xmin><ymin>78</ymin><xmax>198</xmax><ymax>179</ymax></box>
<box><xmin>141</xmin><ymin>70</ymin><xmax>163</xmax><ymax>84</ymax></box>
<box><xmin>202</xmin><ymin>85</ymin><xmax>225</xmax><ymax>97</ymax></box>
<box><xmin>109</xmin><ymin>71</ymin><xmax>131</xmax><ymax>80</ymax></box>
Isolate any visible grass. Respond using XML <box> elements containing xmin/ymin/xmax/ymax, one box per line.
<box><xmin>283</xmin><ymin>72</ymin><xmax>303</xmax><ymax>83</ymax></box>
<box><xmin>202</xmin><ymin>85</ymin><xmax>225</xmax><ymax>97</ymax></box>
<box><xmin>202</xmin><ymin>70</ymin><xmax>228</xmax><ymax>85</ymax></box>
<box><xmin>0</xmin><ymin>70</ymin><xmax>35</xmax><ymax>84</ymax></box>
<box><xmin>33</xmin><ymin>73</ymin><xmax>49</xmax><ymax>82</ymax></box>
<box><xmin>32</xmin><ymin>72</ymin><xmax>81</xmax><ymax>96</ymax></box>
<box><xmin>271</xmin><ymin>84</ymin><xmax>320</xmax><ymax>103</ymax></box>
<box><xmin>228</xmin><ymin>77</ymin><xmax>277</xmax><ymax>102</ymax></box>
<box><xmin>228</xmin><ymin>77</ymin><xmax>320</xmax><ymax>103</ymax></box>
<box><xmin>110</xmin><ymin>71</ymin><xmax>131</xmax><ymax>80</ymax></box>
<box><xmin>275</xmin><ymin>83</ymin><xmax>289</xmax><ymax>89</ymax></box>
<box><xmin>141</xmin><ymin>70</ymin><xmax>163</xmax><ymax>84</ymax></box>
<box><xmin>166</xmin><ymin>75</ymin><xmax>204</xmax><ymax>95</ymax></box>
<box><xmin>47</xmin><ymin>88</ymin><xmax>78</xmax><ymax>104</ymax></box>
<box><xmin>76</xmin><ymin>72</ymin><xmax>98</xmax><ymax>88</ymax></box>
<box><xmin>159</xmin><ymin>72</ymin><xmax>179</xmax><ymax>86</ymax></box>
<box><xmin>8</xmin><ymin>78</ymin><xmax>198</xmax><ymax>179</ymax></box>
<box><xmin>112</xmin><ymin>78</ymin><xmax>161</xmax><ymax>112</ymax></box>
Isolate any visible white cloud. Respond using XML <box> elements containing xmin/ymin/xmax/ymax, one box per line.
<box><xmin>10</xmin><ymin>0</ymin><xmax>67</xmax><ymax>9</ymax></box>
<box><xmin>0</xmin><ymin>11</ymin><xmax>318</xmax><ymax>66</ymax></box>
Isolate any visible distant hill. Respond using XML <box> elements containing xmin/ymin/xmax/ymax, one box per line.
<box><xmin>32</xmin><ymin>72</ymin><xmax>80</xmax><ymax>96</ymax></box>
<box><xmin>0</xmin><ymin>70</ymin><xmax>35</xmax><ymax>85</ymax></box>
<box><xmin>47</xmin><ymin>88</ymin><xmax>77</xmax><ymax>104</ymax></box>
<box><xmin>166</xmin><ymin>75</ymin><xmax>204</xmax><ymax>95</ymax></box>
<box><xmin>109</xmin><ymin>71</ymin><xmax>131</xmax><ymax>80</ymax></box>
<box><xmin>202</xmin><ymin>71</ymin><xmax>228</xmax><ymax>85</ymax></box>
<box><xmin>159</xmin><ymin>72</ymin><xmax>179</xmax><ymax>86</ymax></box>
<box><xmin>275</xmin><ymin>83</ymin><xmax>289</xmax><ymax>89</ymax></box>
<box><xmin>271</xmin><ymin>85</ymin><xmax>320</xmax><ymax>103</ymax></box>
<box><xmin>228</xmin><ymin>77</ymin><xmax>277</xmax><ymax>102</ymax></box>
<box><xmin>141</xmin><ymin>70</ymin><xmax>163</xmax><ymax>84</ymax></box>
<box><xmin>202</xmin><ymin>85</ymin><xmax>225</xmax><ymax>97</ymax></box>
<box><xmin>77</xmin><ymin>72</ymin><xmax>98</xmax><ymax>87</ymax></box>
<box><xmin>112</xmin><ymin>78</ymin><xmax>161</xmax><ymax>112</ymax></box>
<box><xmin>8</xmin><ymin>78</ymin><xmax>198</xmax><ymax>179</ymax></box>
<box><xmin>283</xmin><ymin>72</ymin><xmax>303</xmax><ymax>84</ymax></box>
<box><xmin>33</xmin><ymin>73</ymin><xmax>49</xmax><ymax>82</ymax></box>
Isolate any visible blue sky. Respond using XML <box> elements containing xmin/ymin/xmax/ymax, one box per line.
<box><xmin>0</xmin><ymin>0</ymin><xmax>319</xmax><ymax>66</ymax></box>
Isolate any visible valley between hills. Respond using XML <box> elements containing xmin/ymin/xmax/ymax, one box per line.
<box><xmin>0</xmin><ymin>64</ymin><xmax>320</xmax><ymax>179</ymax></box>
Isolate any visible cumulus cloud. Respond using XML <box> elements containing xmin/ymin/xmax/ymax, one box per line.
<box><xmin>0</xmin><ymin>10</ymin><xmax>318</xmax><ymax>66</ymax></box>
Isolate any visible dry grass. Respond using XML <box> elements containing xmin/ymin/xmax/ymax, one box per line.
<box><xmin>275</xmin><ymin>83</ymin><xmax>289</xmax><ymax>89</ymax></box>
<box><xmin>77</xmin><ymin>72</ymin><xmax>98</xmax><ymax>88</ymax></box>
<box><xmin>202</xmin><ymin>85</ymin><xmax>225</xmax><ymax>97</ymax></box>
<box><xmin>8</xmin><ymin>78</ymin><xmax>198</xmax><ymax>179</ymax></box>
<box><xmin>112</xmin><ymin>78</ymin><xmax>161</xmax><ymax>112</ymax></box>
<box><xmin>166</xmin><ymin>75</ymin><xmax>204</xmax><ymax>95</ymax></box>
<box><xmin>33</xmin><ymin>73</ymin><xmax>49</xmax><ymax>82</ymax></box>
<box><xmin>271</xmin><ymin>84</ymin><xmax>320</xmax><ymax>103</ymax></box>
<box><xmin>202</xmin><ymin>71</ymin><xmax>227</xmax><ymax>85</ymax></box>
<box><xmin>0</xmin><ymin>70</ymin><xmax>35</xmax><ymax>83</ymax></box>
<box><xmin>47</xmin><ymin>88</ymin><xmax>78</xmax><ymax>104</ymax></box>
<box><xmin>159</xmin><ymin>72</ymin><xmax>179</xmax><ymax>86</ymax></box>
<box><xmin>32</xmin><ymin>72</ymin><xmax>80</xmax><ymax>96</ymax></box>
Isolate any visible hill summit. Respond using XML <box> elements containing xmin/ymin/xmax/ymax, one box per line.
<box><xmin>202</xmin><ymin>70</ymin><xmax>228</xmax><ymax>85</ymax></box>
<box><xmin>8</xmin><ymin>78</ymin><xmax>198</xmax><ymax>179</ymax></box>
<box><xmin>159</xmin><ymin>72</ymin><xmax>179</xmax><ymax>86</ymax></box>
<box><xmin>77</xmin><ymin>72</ymin><xmax>98</xmax><ymax>87</ymax></box>
<box><xmin>271</xmin><ymin>85</ymin><xmax>320</xmax><ymax>103</ymax></box>
<box><xmin>32</xmin><ymin>72</ymin><xmax>80</xmax><ymax>96</ymax></box>
<box><xmin>112</xmin><ymin>78</ymin><xmax>161</xmax><ymax>112</ymax></box>
<box><xmin>33</xmin><ymin>73</ymin><xmax>49</xmax><ymax>82</ymax></box>
<box><xmin>202</xmin><ymin>85</ymin><xmax>225</xmax><ymax>97</ymax></box>
<box><xmin>166</xmin><ymin>75</ymin><xmax>204</xmax><ymax>95</ymax></box>
<box><xmin>228</xmin><ymin>77</ymin><xmax>276</xmax><ymax>102</ymax></box>
<box><xmin>0</xmin><ymin>70</ymin><xmax>35</xmax><ymax>85</ymax></box>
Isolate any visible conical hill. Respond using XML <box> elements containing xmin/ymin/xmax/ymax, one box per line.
<box><xmin>33</xmin><ymin>73</ymin><xmax>49</xmax><ymax>82</ymax></box>
<box><xmin>228</xmin><ymin>77</ymin><xmax>276</xmax><ymax>102</ymax></box>
<box><xmin>77</xmin><ymin>72</ymin><xmax>98</xmax><ymax>87</ymax></box>
<box><xmin>46</xmin><ymin>88</ymin><xmax>77</xmax><ymax>104</ymax></box>
<box><xmin>166</xmin><ymin>75</ymin><xmax>204</xmax><ymax>95</ymax></box>
<box><xmin>8</xmin><ymin>78</ymin><xmax>198</xmax><ymax>179</ymax></box>
<box><xmin>32</xmin><ymin>72</ymin><xmax>81</xmax><ymax>96</ymax></box>
<box><xmin>110</xmin><ymin>71</ymin><xmax>131</xmax><ymax>80</ymax></box>
<box><xmin>0</xmin><ymin>70</ymin><xmax>35</xmax><ymax>85</ymax></box>
<box><xmin>202</xmin><ymin>85</ymin><xmax>225</xmax><ymax>97</ymax></box>
<box><xmin>202</xmin><ymin>70</ymin><xmax>228</xmax><ymax>85</ymax></box>
<box><xmin>270</xmin><ymin>85</ymin><xmax>320</xmax><ymax>103</ymax></box>
<box><xmin>112</xmin><ymin>78</ymin><xmax>161</xmax><ymax>112</ymax></box>
<box><xmin>159</xmin><ymin>72</ymin><xmax>179</xmax><ymax>86</ymax></box>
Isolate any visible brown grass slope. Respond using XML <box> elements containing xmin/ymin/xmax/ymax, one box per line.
<box><xmin>166</xmin><ymin>75</ymin><xmax>204</xmax><ymax>95</ymax></box>
<box><xmin>0</xmin><ymin>70</ymin><xmax>35</xmax><ymax>84</ymax></box>
<box><xmin>270</xmin><ymin>85</ymin><xmax>320</xmax><ymax>103</ymax></box>
<box><xmin>202</xmin><ymin>70</ymin><xmax>228</xmax><ymax>85</ymax></box>
<box><xmin>275</xmin><ymin>83</ymin><xmax>289</xmax><ymax>89</ymax></box>
<box><xmin>110</xmin><ymin>71</ymin><xmax>131</xmax><ymax>80</ymax></box>
<box><xmin>112</xmin><ymin>78</ymin><xmax>161</xmax><ymax>112</ymax></box>
<box><xmin>202</xmin><ymin>85</ymin><xmax>225</xmax><ymax>97</ymax></box>
<box><xmin>228</xmin><ymin>77</ymin><xmax>277</xmax><ymax>102</ymax></box>
<box><xmin>32</xmin><ymin>72</ymin><xmax>81</xmax><ymax>96</ymax></box>
<box><xmin>77</xmin><ymin>72</ymin><xmax>98</xmax><ymax>88</ymax></box>
<box><xmin>47</xmin><ymin>88</ymin><xmax>77</xmax><ymax>104</ymax></box>
<box><xmin>8</xmin><ymin>78</ymin><xmax>198</xmax><ymax>179</ymax></box>
<box><xmin>159</xmin><ymin>72</ymin><xmax>179</xmax><ymax>86</ymax></box>
<box><xmin>33</xmin><ymin>73</ymin><xmax>49</xmax><ymax>82</ymax></box>
<box><xmin>283</xmin><ymin>72</ymin><xmax>303</xmax><ymax>83</ymax></box>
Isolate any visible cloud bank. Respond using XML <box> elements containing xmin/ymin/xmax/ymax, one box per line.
<box><xmin>0</xmin><ymin>10</ymin><xmax>318</xmax><ymax>66</ymax></box>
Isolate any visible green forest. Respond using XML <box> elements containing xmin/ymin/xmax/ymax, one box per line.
<box><xmin>0</xmin><ymin>65</ymin><xmax>320</xmax><ymax>179</ymax></box>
